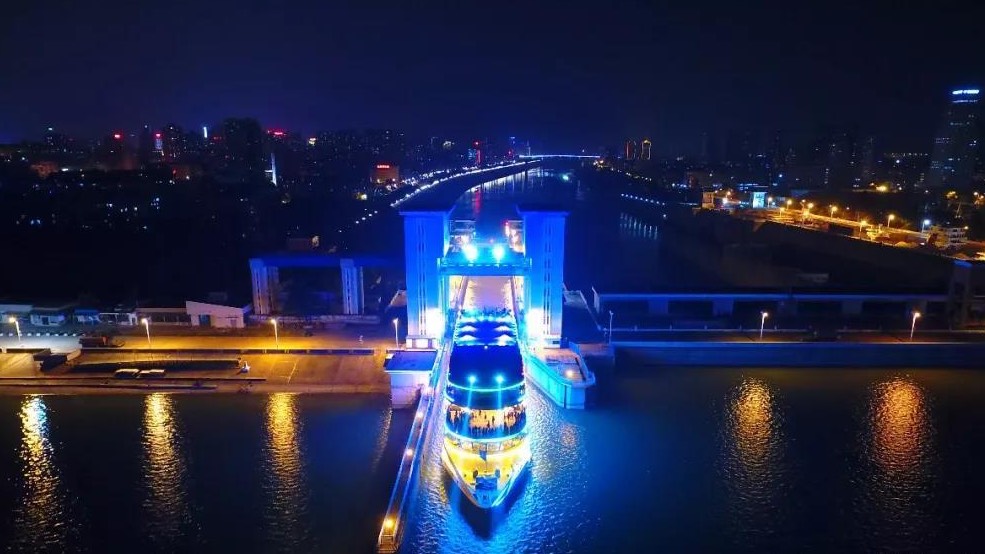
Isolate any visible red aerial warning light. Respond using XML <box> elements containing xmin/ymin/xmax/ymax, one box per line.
<box><xmin>376</xmin><ymin>164</ymin><xmax>391</xmax><ymax>169</ymax></box>
<box><xmin>473</xmin><ymin>141</ymin><xmax>480</xmax><ymax>147</ymax></box>
<box><xmin>154</xmin><ymin>133</ymin><xmax>162</xmax><ymax>139</ymax></box>
<box><xmin>113</xmin><ymin>133</ymin><xmax>122</xmax><ymax>140</ymax></box>
<box><xmin>270</xmin><ymin>130</ymin><xmax>285</xmax><ymax>137</ymax></box>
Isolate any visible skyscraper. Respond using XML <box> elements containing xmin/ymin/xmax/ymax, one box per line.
<box><xmin>926</xmin><ymin>88</ymin><xmax>980</xmax><ymax>189</ymax></box>
<box><xmin>641</xmin><ymin>138</ymin><xmax>652</xmax><ymax>161</ymax></box>
<box><xmin>625</xmin><ymin>140</ymin><xmax>637</xmax><ymax>160</ymax></box>
<box><xmin>221</xmin><ymin>118</ymin><xmax>264</xmax><ymax>183</ymax></box>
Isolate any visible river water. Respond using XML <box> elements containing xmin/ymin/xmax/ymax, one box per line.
<box><xmin>0</xmin><ymin>368</ymin><xmax>982</xmax><ymax>552</ymax></box>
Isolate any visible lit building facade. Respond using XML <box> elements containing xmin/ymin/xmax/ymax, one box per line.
<box><xmin>400</xmin><ymin>200</ymin><xmax>566</xmax><ymax>347</ymax></box>
<box><xmin>641</xmin><ymin>138</ymin><xmax>652</xmax><ymax>161</ymax></box>
<box><xmin>927</xmin><ymin>88</ymin><xmax>980</xmax><ymax>189</ymax></box>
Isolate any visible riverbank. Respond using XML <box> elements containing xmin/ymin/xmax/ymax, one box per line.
<box><xmin>616</xmin><ymin>340</ymin><xmax>985</xmax><ymax>367</ymax></box>
<box><xmin>0</xmin><ymin>345</ymin><xmax>392</xmax><ymax>395</ymax></box>
<box><xmin>0</xmin><ymin>379</ymin><xmax>390</xmax><ymax>395</ymax></box>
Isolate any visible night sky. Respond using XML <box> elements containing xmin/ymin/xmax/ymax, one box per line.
<box><xmin>1</xmin><ymin>1</ymin><xmax>982</xmax><ymax>152</ymax></box>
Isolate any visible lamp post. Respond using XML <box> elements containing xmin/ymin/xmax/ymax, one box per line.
<box><xmin>7</xmin><ymin>316</ymin><xmax>21</xmax><ymax>345</ymax></box>
<box><xmin>608</xmin><ymin>310</ymin><xmax>614</xmax><ymax>344</ymax></box>
<box><xmin>829</xmin><ymin>205</ymin><xmax>838</xmax><ymax>218</ymax></box>
<box><xmin>392</xmin><ymin>318</ymin><xmax>400</xmax><ymax>348</ymax></box>
<box><xmin>141</xmin><ymin>318</ymin><xmax>151</xmax><ymax>348</ymax></box>
<box><xmin>886</xmin><ymin>213</ymin><xmax>895</xmax><ymax>230</ymax></box>
<box><xmin>760</xmin><ymin>311</ymin><xmax>769</xmax><ymax>340</ymax></box>
<box><xmin>921</xmin><ymin>218</ymin><xmax>931</xmax><ymax>234</ymax></box>
<box><xmin>270</xmin><ymin>318</ymin><xmax>279</xmax><ymax>349</ymax></box>
<box><xmin>859</xmin><ymin>219</ymin><xmax>868</xmax><ymax>239</ymax></box>
<box><xmin>910</xmin><ymin>311</ymin><xmax>921</xmax><ymax>342</ymax></box>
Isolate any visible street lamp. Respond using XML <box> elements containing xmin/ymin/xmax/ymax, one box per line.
<box><xmin>829</xmin><ymin>205</ymin><xmax>838</xmax><ymax>218</ymax></box>
<box><xmin>859</xmin><ymin>219</ymin><xmax>868</xmax><ymax>238</ymax></box>
<box><xmin>921</xmin><ymin>219</ymin><xmax>931</xmax><ymax>233</ymax></box>
<box><xmin>269</xmin><ymin>318</ymin><xmax>279</xmax><ymax>349</ymax></box>
<box><xmin>7</xmin><ymin>316</ymin><xmax>21</xmax><ymax>344</ymax></box>
<box><xmin>141</xmin><ymin>317</ymin><xmax>151</xmax><ymax>348</ymax></box>
<box><xmin>910</xmin><ymin>311</ymin><xmax>921</xmax><ymax>342</ymax></box>
<box><xmin>608</xmin><ymin>310</ymin><xmax>614</xmax><ymax>344</ymax></box>
<box><xmin>392</xmin><ymin>318</ymin><xmax>400</xmax><ymax>348</ymax></box>
<box><xmin>760</xmin><ymin>311</ymin><xmax>769</xmax><ymax>340</ymax></box>
<box><xmin>886</xmin><ymin>213</ymin><xmax>895</xmax><ymax>230</ymax></box>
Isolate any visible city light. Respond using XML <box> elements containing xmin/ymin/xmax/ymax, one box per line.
<box><xmin>759</xmin><ymin>311</ymin><xmax>769</xmax><ymax>340</ymax></box>
<box><xmin>910</xmin><ymin>311</ymin><xmax>921</xmax><ymax>341</ymax></box>
<box><xmin>463</xmin><ymin>243</ymin><xmax>478</xmax><ymax>262</ymax></box>
<box><xmin>492</xmin><ymin>244</ymin><xmax>505</xmax><ymax>263</ymax></box>
<box><xmin>7</xmin><ymin>316</ymin><xmax>21</xmax><ymax>344</ymax></box>
<box><xmin>270</xmin><ymin>318</ymin><xmax>279</xmax><ymax>349</ymax></box>
<box><xmin>141</xmin><ymin>317</ymin><xmax>151</xmax><ymax>348</ymax></box>
<box><xmin>393</xmin><ymin>318</ymin><xmax>400</xmax><ymax>348</ymax></box>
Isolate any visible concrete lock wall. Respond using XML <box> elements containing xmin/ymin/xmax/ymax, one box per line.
<box><xmin>693</xmin><ymin>210</ymin><xmax>955</xmax><ymax>289</ymax></box>
<box><xmin>616</xmin><ymin>342</ymin><xmax>985</xmax><ymax>368</ymax></box>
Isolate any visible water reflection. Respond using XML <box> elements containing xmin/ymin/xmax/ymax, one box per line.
<box><xmin>722</xmin><ymin>378</ymin><xmax>785</xmax><ymax>536</ymax></box>
<box><xmin>406</xmin><ymin>388</ymin><xmax>593</xmax><ymax>553</ymax></box>
<box><xmin>870</xmin><ymin>378</ymin><xmax>930</xmax><ymax>475</ymax></box>
<box><xmin>370</xmin><ymin>407</ymin><xmax>393</xmax><ymax>474</ymax></box>
<box><xmin>12</xmin><ymin>395</ymin><xmax>74</xmax><ymax>550</ymax></box>
<box><xmin>142</xmin><ymin>393</ymin><xmax>188</xmax><ymax>542</ymax></box>
<box><xmin>858</xmin><ymin>376</ymin><xmax>938</xmax><ymax>547</ymax></box>
<box><xmin>263</xmin><ymin>393</ymin><xmax>308</xmax><ymax>547</ymax></box>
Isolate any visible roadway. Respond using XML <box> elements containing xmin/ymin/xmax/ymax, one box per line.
<box><xmin>609</xmin><ymin>328</ymin><xmax>985</xmax><ymax>343</ymax></box>
<box><xmin>0</xmin><ymin>328</ymin><xmax>396</xmax><ymax>354</ymax></box>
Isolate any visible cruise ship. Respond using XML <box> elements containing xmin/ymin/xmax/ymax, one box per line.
<box><xmin>441</xmin><ymin>279</ymin><xmax>530</xmax><ymax>508</ymax></box>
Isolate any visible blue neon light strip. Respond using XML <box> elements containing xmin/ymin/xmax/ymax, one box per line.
<box><xmin>446</xmin><ymin>381</ymin><xmax>524</xmax><ymax>393</ymax></box>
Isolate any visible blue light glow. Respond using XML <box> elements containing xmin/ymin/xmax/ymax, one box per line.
<box><xmin>495</xmin><ymin>374</ymin><xmax>504</xmax><ymax>384</ymax></box>
<box><xmin>463</xmin><ymin>244</ymin><xmax>478</xmax><ymax>262</ymax></box>
<box><xmin>468</xmin><ymin>375</ymin><xmax>477</xmax><ymax>385</ymax></box>
<box><xmin>492</xmin><ymin>244</ymin><xmax>505</xmax><ymax>263</ymax></box>
<box><xmin>952</xmin><ymin>89</ymin><xmax>980</xmax><ymax>96</ymax></box>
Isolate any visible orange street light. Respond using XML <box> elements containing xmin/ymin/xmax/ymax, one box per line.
<box><xmin>7</xmin><ymin>316</ymin><xmax>21</xmax><ymax>344</ymax></box>
<box><xmin>269</xmin><ymin>318</ymin><xmax>279</xmax><ymax>349</ymax></box>
<box><xmin>141</xmin><ymin>317</ymin><xmax>151</xmax><ymax>348</ymax></box>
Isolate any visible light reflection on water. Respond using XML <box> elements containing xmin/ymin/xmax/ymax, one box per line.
<box><xmin>263</xmin><ymin>392</ymin><xmax>309</xmax><ymax>548</ymax></box>
<box><xmin>404</xmin><ymin>387</ymin><xmax>593</xmax><ymax>554</ymax></box>
<box><xmin>11</xmin><ymin>395</ymin><xmax>76</xmax><ymax>551</ymax></box>
<box><xmin>142</xmin><ymin>393</ymin><xmax>189</xmax><ymax>543</ymax></box>
<box><xmin>721</xmin><ymin>377</ymin><xmax>787</xmax><ymax>542</ymax></box>
<box><xmin>856</xmin><ymin>376</ymin><xmax>939</xmax><ymax>549</ymax></box>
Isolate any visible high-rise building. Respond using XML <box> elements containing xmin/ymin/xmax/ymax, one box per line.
<box><xmin>640</xmin><ymin>139</ymin><xmax>652</xmax><ymax>161</ymax></box>
<box><xmin>221</xmin><ymin>118</ymin><xmax>265</xmax><ymax>183</ymax></box>
<box><xmin>625</xmin><ymin>140</ymin><xmax>637</xmax><ymax>160</ymax></box>
<box><xmin>926</xmin><ymin>88</ymin><xmax>981</xmax><ymax>189</ymax></box>
<box><xmin>161</xmin><ymin>123</ymin><xmax>186</xmax><ymax>163</ymax></box>
<box><xmin>137</xmin><ymin>125</ymin><xmax>154</xmax><ymax>167</ymax></box>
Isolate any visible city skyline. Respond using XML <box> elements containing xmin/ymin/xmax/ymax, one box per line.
<box><xmin>1</xmin><ymin>1</ymin><xmax>983</xmax><ymax>151</ymax></box>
